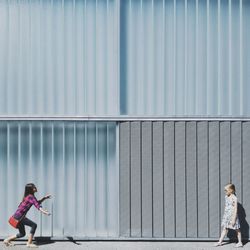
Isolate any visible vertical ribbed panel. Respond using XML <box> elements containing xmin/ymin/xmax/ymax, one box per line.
<box><xmin>152</xmin><ymin>122</ymin><xmax>164</xmax><ymax>237</ymax></box>
<box><xmin>0</xmin><ymin>121</ymin><xmax>118</xmax><ymax>238</ymax></box>
<box><xmin>130</xmin><ymin>122</ymin><xmax>141</xmax><ymax>237</ymax></box>
<box><xmin>242</xmin><ymin>122</ymin><xmax>250</xmax><ymax>241</ymax></box>
<box><xmin>0</xmin><ymin>0</ymin><xmax>118</xmax><ymax>116</ymax></box>
<box><xmin>164</xmin><ymin>122</ymin><xmax>175</xmax><ymax>238</ymax></box>
<box><xmin>197</xmin><ymin>122</ymin><xmax>209</xmax><ymax>237</ymax></box>
<box><xmin>120</xmin><ymin>0</ymin><xmax>250</xmax><ymax>116</ymax></box>
<box><xmin>208</xmin><ymin>122</ymin><xmax>220</xmax><ymax>238</ymax></box>
<box><xmin>119</xmin><ymin>122</ymin><xmax>130</xmax><ymax>237</ymax></box>
<box><xmin>119</xmin><ymin>121</ymin><xmax>250</xmax><ymax>239</ymax></box>
<box><xmin>186</xmin><ymin>121</ymin><xmax>197</xmax><ymax>238</ymax></box>
<box><xmin>141</xmin><ymin>122</ymin><xmax>152</xmax><ymax>237</ymax></box>
<box><xmin>175</xmin><ymin>122</ymin><xmax>186</xmax><ymax>237</ymax></box>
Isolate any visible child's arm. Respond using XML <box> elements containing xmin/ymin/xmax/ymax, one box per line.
<box><xmin>39</xmin><ymin>207</ymin><xmax>51</xmax><ymax>216</ymax></box>
<box><xmin>38</xmin><ymin>194</ymin><xmax>52</xmax><ymax>204</ymax></box>
<box><xmin>29</xmin><ymin>195</ymin><xmax>51</xmax><ymax>215</ymax></box>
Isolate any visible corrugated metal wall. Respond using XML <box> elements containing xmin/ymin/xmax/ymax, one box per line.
<box><xmin>119</xmin><ymin>121</ymin><xmax>250</xmax><ymax>239</ymax></box>
<box><xmin>0</xmin><ymin>121</ymin><xmax>118</xmax><ymax>238</ymax></box>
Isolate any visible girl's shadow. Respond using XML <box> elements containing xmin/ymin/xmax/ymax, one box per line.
<box><xmin>228</xmin><ymin>203</ymin><xmax>249</xmax><ymax>245</ymax></box>
<box><xmin>34</xmin><ymin>237</ymin><xmax>55</xmax><ymax>246</ymax></box>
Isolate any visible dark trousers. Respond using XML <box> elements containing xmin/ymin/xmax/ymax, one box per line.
<box><xmin>16</xmin><ymin>217</ymin><xmax>37</xmax><ymax>238</ymax></box>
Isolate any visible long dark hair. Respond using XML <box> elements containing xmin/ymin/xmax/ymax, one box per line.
<box><xmin>23</xmin><ymin>183</ymin><xmax>36</xmax><ymax>201</ymax></box>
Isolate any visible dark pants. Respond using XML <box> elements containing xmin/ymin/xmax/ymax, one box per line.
<box><xmin>16</xmin><ymin>217</ymin><xmax>37</xmax><ymax>238</ymax></box>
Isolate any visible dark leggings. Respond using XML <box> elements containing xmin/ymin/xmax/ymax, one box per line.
<box><xmin>16</xmin><ymin>217</ymin><xmax>37</xmax><ymax>238</ymax></box>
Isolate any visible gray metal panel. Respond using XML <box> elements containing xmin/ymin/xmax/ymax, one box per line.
<box><xmin>186</xmin><ymin>122</ymin><xmax>197</xmax><ymax>238</ymax></box>
<box><xmin>219</xmin><ymin>122</ymin><xmax>231</xmax><ymax>217</ymax></box>
<box><xmin>119</xmin><ymin>120</ymin><xmax>250</xmax><ymax>240</ymax></box>
<box><xmin>197</xmin><ymin>122</ymin><xmax>209</xmax><ymax>237</ymax></box>
<box><xmin>152</xmin><ymin>122</ymin><xmax>164</xmax><ymax>237</ymax></box>
<box><xmin>119</xmin><ymin>122</ymin><xmax>131</xmax><ymax>237</ymax></box>
<box><xmin>231</xmin><ymin>122</ymin><xmax>242</xmax><ymax>202</ymax></box>
<box><xmin>164</xmin><ymin>122</ymin><xmax>175</xmax><ymax>238</ymax></box>
<box><xmin>208</xmin><ymin>122</ymin><xmax>220</xmax><ymax>238</ymax></box>
<box><xmin>130</xmin><ymin>122</ymin><xmax>141</xmax><ymax>237</ymax></box>
<box><xmin>141</xmin><ymin>122</ymin><xmax>153</xmax><ymax>237</ymax></box>
<box><xmin>242</xmin><ymin>122</ymin><xmax>250</xmax><ymax>241</ymax></box>
<box><xmin>175</xmin><ymin>122</ymin><xmax>186</xmax><ymax>237</ymax></box>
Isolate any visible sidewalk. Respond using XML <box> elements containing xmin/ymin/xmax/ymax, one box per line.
<box><xmin>1</xmin><ymin>241</ymin><xmax>249</xmax><ymax>250</ymax></box>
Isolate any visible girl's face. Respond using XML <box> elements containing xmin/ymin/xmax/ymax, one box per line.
<box><xmin>224</xmin><ymin>188</ymin><xmax>233</xmax><ymax>196</ymax></box>
<box><xmin>33</xmin><ymin>186</ymin><xmax>37</xmax><ymax>193</ymax></box>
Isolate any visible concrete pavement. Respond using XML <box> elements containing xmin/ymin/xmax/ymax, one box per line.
<box><xmin>1</xmin><ymin>241</ymin><xmax>250</xmax><ymax>250</ymax></box>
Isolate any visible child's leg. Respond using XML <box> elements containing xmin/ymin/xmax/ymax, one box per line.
<box><xmin>22</xmin><ymin>217</ymin><xmax>37</xmax><ymax>246</ymax></box>
<box><xmin>236</xmin><ymin>229</ymin><xmax>243</xmax><ymax>244</ymax></box>
<box><xmin>219</xmin><ymin>228</ymin><xmax>228</xmax><ymax>243</ymax></box>
<box><xmin>3</xmin><ymin>235</ymin><xmax>17</xmax><ymax>246</ymax></box>
<box><xmin>214</xmin><ymin>228</ymin><xmax>228</xmax><ymax>246</ymax></box>
<box><xmin>4</xmin><ymin>222</ymin><xmax>25</xmax><ymax>246</ymax></box>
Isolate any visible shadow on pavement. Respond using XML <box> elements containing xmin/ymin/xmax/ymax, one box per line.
<box><xmin>34</xmin><ymin>237</ymin><xmax>82</xmax><ymax>246</ymax></box>
<box><xmin>35</xmin><ymin>237</ymin><xmax>55</xmax><ymax>246</ymax></box>
<box><xmin>66</xmin><ymin>237</ymin><xmax>82</xmax><ymax>245</ymax></box>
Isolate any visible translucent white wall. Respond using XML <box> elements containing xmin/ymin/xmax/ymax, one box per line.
<box><xmin>0</xmin><ymin>0</ymin><xmax>119</xmax><ymax>116</ymax></box>
<box><xmin>0</xmin><ymin>0</ymin><xmax>249</xmax><ymax>117</ymax></box>
<box><xmin>0</xmin><ymin>121</ymin><xmax>118</xmax><ymax>238</ymax></box>
<box><xmin>120</xmin><ymin>0</ymin><xmax>250</xmax><ymax>116</ymax></box>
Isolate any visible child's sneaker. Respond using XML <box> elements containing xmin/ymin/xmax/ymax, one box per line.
<box><xmin>3</xmin><ymin>239</ymin><xmax>15</xmax><ymax>247</ymax></box>
<box><xmin>235</xmin><ymin>242</ymin><xmax>243</xmax><ymax>248</ymax></box>
<box><xmin>214</xmin><ymin>242</ymin><xmax>223</xmax><ymax>247</ymax></box>
<box><xmin>26</xmin><ymin>243</ymin><xmax>38</xmax><ymax>248</ymax></box>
